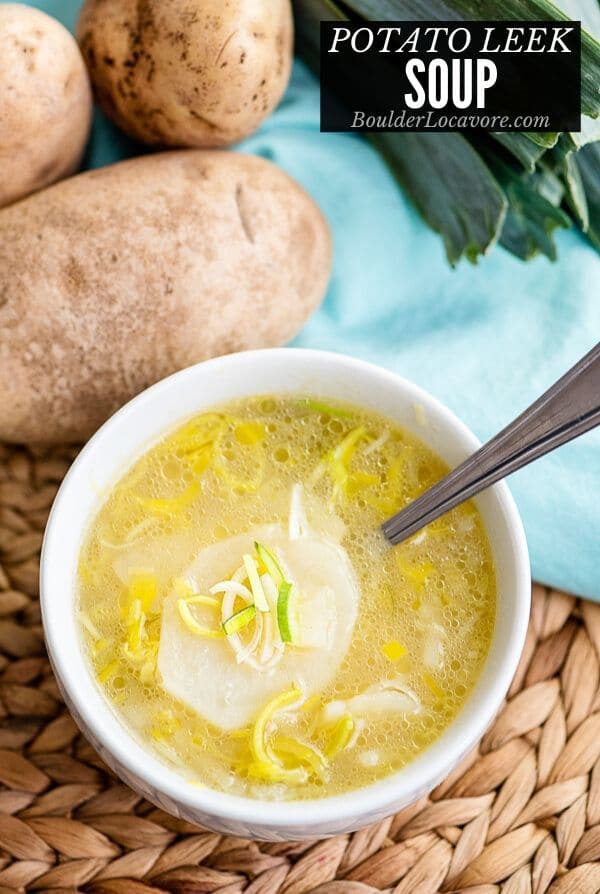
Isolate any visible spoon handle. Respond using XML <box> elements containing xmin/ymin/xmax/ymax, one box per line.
<box><xmin>382</xmin><ymin>340</ymin><xmax>600</xmax><ymax>545</ymax></box>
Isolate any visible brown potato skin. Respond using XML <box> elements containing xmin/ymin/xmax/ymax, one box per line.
<box><xmin>0</xmin><ymin>4</ymin><xmax>92</xmax><ymax>208</ymax></box>
<box><xmin>0</xmin><ymin>151</ymin><xmax>332</xmax><ymax>444</ymax></box>
<box><xmin>77</xmin><ymin>0</ymin><xmax>293</xmax><ymax>147</ymax></box>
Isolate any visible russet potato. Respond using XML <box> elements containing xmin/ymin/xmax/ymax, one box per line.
<box><xmin>0</xmin><ymin>3</ymin><xmax>92</xmax><ymax>208</ymax></box>
<box><xmin>77</xmin><ymin>0</ymin><xmax>293</xmax><ymax>147</ymax></box>
<box><xmin>0</xmin><ymin>150</ymin><xmax>332</xmax><ymax>443</ymax></box>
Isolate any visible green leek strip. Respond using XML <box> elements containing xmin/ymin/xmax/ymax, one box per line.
<box><xmin>277</xmin><ymin>581</ymin><xmax>295</xmax><ymax>643</ymax></box>
<box><xmin>255</xmin><ymin>542</ymin><xmax>285</xmax><ymax>585</ymax></box>
<box><xmin>223</xmin><ymin>604</ymin><xmax>256</xmax><ymax>636</ymax></box>
<box><xmin>243</xmin><ymin>554</ymin><xmax>269</xmax><ymax>612</ymax></box>
<box><xmin>301</xmin><ymin>399</ymin><xmax>353</xmax><ymax>419</ymax></box>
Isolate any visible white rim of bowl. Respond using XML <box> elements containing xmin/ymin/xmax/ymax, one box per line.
<box><xmin>40</xmin><ymin>348</ymin><xmax>531</xmax><ymax>831</ymax></box>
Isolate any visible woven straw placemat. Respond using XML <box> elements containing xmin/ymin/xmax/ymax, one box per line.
<box><xmin>1</xmin><ymin>442</ymin><xmax>600</xmax><ymax>894</ymax></box>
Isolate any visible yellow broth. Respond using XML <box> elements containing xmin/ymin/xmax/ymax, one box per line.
<box><xmin>77</xmin><ymin>395</ymin><xmax>496</xmax><ymax>800</ymax></box>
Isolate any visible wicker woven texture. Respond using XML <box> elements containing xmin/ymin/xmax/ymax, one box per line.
<box><xmin>1</xmin><ymin>442</ymin><xmax>600</xmax><ymax>894</ymax></box>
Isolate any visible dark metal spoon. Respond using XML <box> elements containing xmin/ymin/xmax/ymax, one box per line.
<box><xmin>383</xmin><ymin>340</ymin><xmax>600</xmax><ymax>545</ymax></box>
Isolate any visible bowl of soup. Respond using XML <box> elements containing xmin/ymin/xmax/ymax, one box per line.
<box><xmin>40</xmin><ymin>348</ymin><xmax>530</xmax><ymax>840</ymax></box>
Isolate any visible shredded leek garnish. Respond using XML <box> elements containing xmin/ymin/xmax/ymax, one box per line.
<box><xmin>213</xmin><ymin>435</ymin><xmax>265</xmax><ymax>495</ymax></box>
<box><xmin>223</xmin><ymin>604</ymin><xmax>256</xmax><ymax>636</ymax></box>
<box><xmin>382</xmin><ymin>640</ymin><xmax>406</xmax><ymax>663</ymax></box>
<box><xmin>397</xmin><ymin>556</ymin><xmax>436</xmax><ymax>591</ymax></box>
<box><xmin>229</xmin><ymin>727</ymin><xmax>252</xmax><ymax>741</ymax></box>
<box><xmin>347</xmin><ymin>470</ymin><xmax>379</xmax><ymax>497</ymax></box>
<box><xmin>138</xmin><ymin>644</ymin><xmax>159</xmax><ymax>685</ymax></box>
<box><xmin>314</xmin><ymin>427</ymin><xmax>368</xmax><ymax>504</ymax></box>
<box><xmin>243</xmin><ymin>554</ymin><xmax>269</xmax><ymax>612</ymax></box>
<box><xmin>332</xmin><ymin>426</ymin><xmax>367</xmax><ymax>465</ymax></box>
<box><xmin>126</xmin><ymin>599</ymin><xmax>147</xmax><ymax>654</ymax></box>
<box><xmin>323</xmin><ymin>679</ymin><xmax>422</xmax><ymax>720</ymax></box>
<box><xmin>211</xmin><ymin>580</ymin><xmax>253</xmax><ymax>601</ymax></box>
<box><xmin>330</xmin><ymin>427</ymin><xmax>367</xmax><ymax>493</ymax></box>
<box><xmin>94</xmin><ymin>638</ymin><xmax>109</xmax><ymax>656</ymax></box>
<box><xmin>205</xmin><ymin>537</ymin><xmax>301</xmax><ymax>668</ymax></box>
<box><xmin>165</xmin><ymin>414</ymin><xmax>227</xmax><ymax>478</ymax></box>
<box><xmin>172</xmin><ymin>414</ymin><xmax>225</xmax><ymax>447</ymax></box>
<box><xmin>168</xmin><ymin>415</ymin><xmax>226</xmax><ymax>477</ymax></box>
<box><xmin>120</xmin><ymin>580</ymin><xmax>160</xmax><ymax>681</ymax></box>
<box><xmin>78</xmin><ymin>559</ymin><xmax>95</xmax><ymax>588</ymax></box>
<box><xmin>289</xmin><ymin>483</ymin><xmax>310</xmax><ymax>540</ymax></box>
<box><xmin>247</xmin><ymin>760</ymin><xmax>307</xmax><ymax>785</ymax></box>
<box><xmin>174</xmin><ymin>578</ymin><xmax>194</xmax><ymax>599</ymax></box>
<box><xmin>301</xmin><ymin>693</ymin><xmax>323</xmax><ymax>715</ymax></box>
<box><xmin>178</xmin><ymin>598</ymin><xmax>224</xmax><ymax>639</ymax></box>
<box><xmin>150</xmin><ymin>708</ymin><xmax>180</xmax><ymax>743</ymax></box>
<box><xmin>186</xmin><ymin>594</ymin><xmax>220</xmax><ymax>608</ymax></box>
<box><xmin>247</xmin><ymin>685</ymin><xmax>314</xmax><ymax>784</ymax></box>
<box><xmin>276</xmin><ymin>581</ymin><xmax>295</xmax><ymax>643</ymax></box>
<box><xmin>363</xmin><ymin>430</ymin><xmax>389</xmax><ymax>456</ymax></box>
<box><xmin>124</xmin><ymin>570</ymin><xmax>157</xmax><ymax>616</ymax></box>
<box><xmin>364</xmin><ymin>456</ymin><xmax>404</xmax><ymax>515</ymax></box>
<box><xmin>80</xmin><ymin>611</ymin><xmax>102</xmax><ymax>641</ymax></box>
<box><xmin>98</xmin><ymin>658</ymin><xmax>120</xmax><ymax>684</ymax></box>
<box><xmin>325</xmin><ymin>714</ymin><xmax>356</xmax><ymax>759</ymax></box>
<box><xmin>137</xmin><ymin>479</ymin><xmax>201</xmax><ymax>517</ymax></box>
<box><xmin>254</xmin><ymin>542</ymin><xmax>284</xmax><ymax>584</ymax></box>
<box><xmin>251</xmin><ymin>685</ymin><xmax>304</xmax><ymax>767</ymax></box>
<box><xmin>301</xmin><ymin>399</ymin><xmax>353</xmax><ymax>419</ymax></box>
<box><xmin>272</xmin><ymin>735</ymin><xmax>329</xmax><ymax>780</ymax></box>
<box><xmin>423</xmin><ymin>672</ymin><xmax>445</xmax><ymax>701</ymax></box>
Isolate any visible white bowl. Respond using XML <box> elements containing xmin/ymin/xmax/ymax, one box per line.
<box><xmin>40</xmin><ymin>348</ymin><xmax>530</xmax><ymax>841</ymax></box>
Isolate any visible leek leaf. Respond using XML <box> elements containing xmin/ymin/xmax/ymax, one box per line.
<box><xmin>555</xmin><ymin>0</ymin><xmax>600</xmax><ymax>148</ymax></box>
<box><xmin>554</xmin><ymin>0</ymin><xmax>600</xmax><ymax>37</ymax></box>
<box><xmin>564</xmin><ymin>117</ymin><xmax>600</xmax><ymax>151</ymax></box>
<box><xmin>499</xmin><ymin>194</ymin><xmax>570</xmax><ymax>261</ymax></box>
<box><xmin>577</xmin><ymin>143</ymin><xmax>600</xmax><ymax>250</ymax></box>
<box><xmin>526</xmin><ymin>133</ymin><xmax>560</xmax><ymax>149</ymax></box>
<box><xmin>558</xmin><ymin>152</ymin><xmax>590</xmax><ymax>230</ymax></box>
<box><xmin>375</xmin><ymin>132</ymin><xmax>507</xmax><ymax>264</ymax></box>
<box><xmin>491</xmin><ymin>133</ymin><xmax>547</xmax><ymax>172</ymax></box>
<box><xmin>489</xmin><ymin>158</ymin><xmax>571</xmax><ymax>260</ymax></box>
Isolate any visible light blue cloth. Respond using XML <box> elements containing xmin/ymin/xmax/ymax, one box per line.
<box><xmin>34</xmin><ymin>2</ymin><xmax>600</xmax><ymax>600</ymax></box>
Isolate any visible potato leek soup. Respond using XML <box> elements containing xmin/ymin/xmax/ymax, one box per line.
<box><xmin>77</xmin><ymin>396</ymin><xmax>496</xmax><ymax>800</ymax></box>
